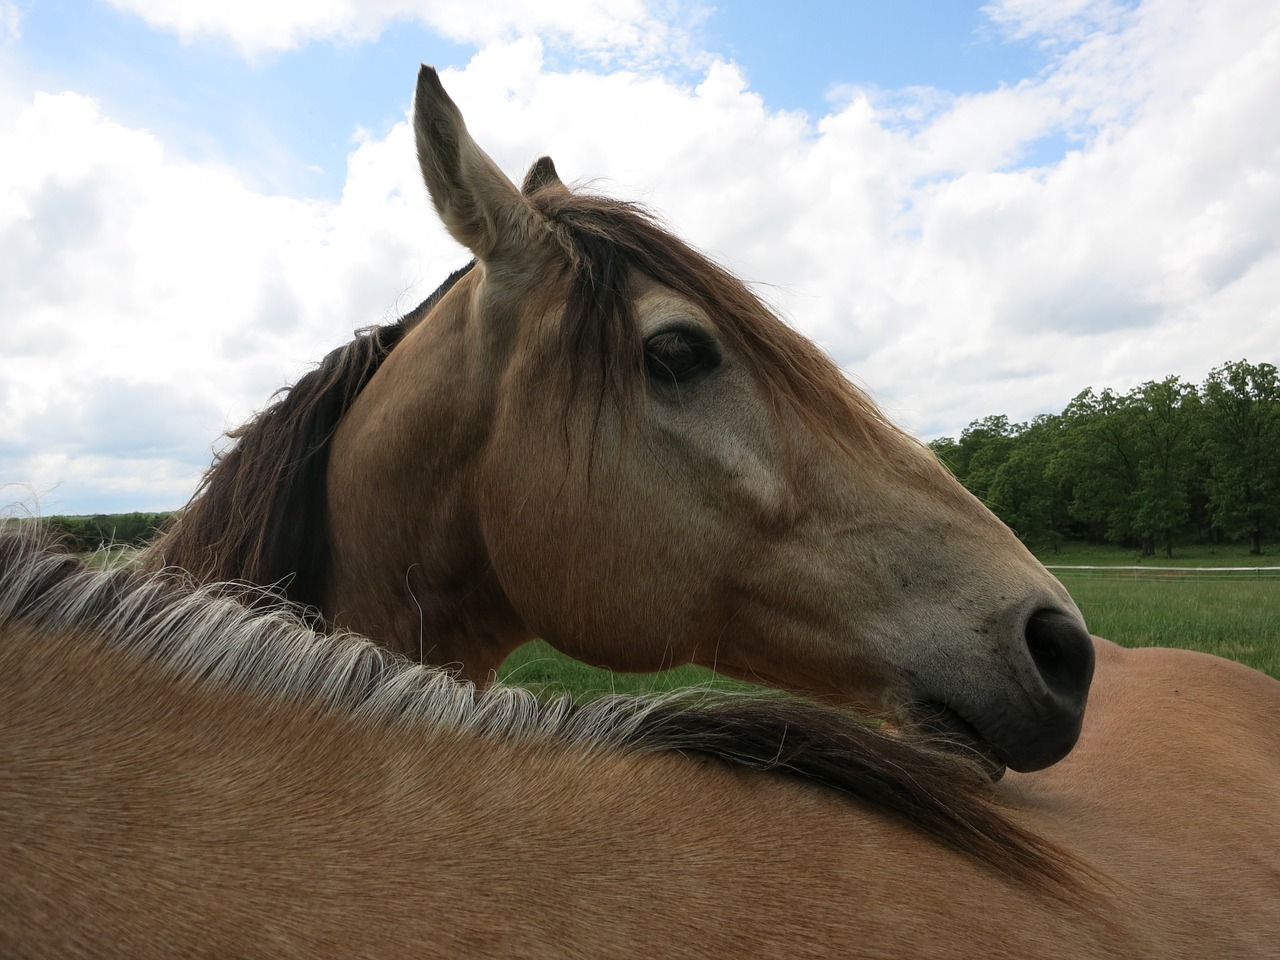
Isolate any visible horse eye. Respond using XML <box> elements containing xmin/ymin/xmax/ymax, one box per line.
<box><xmin>644</xmin><ymin>328</ymin><xmax>719</xmax><ymax>384</ymax></box>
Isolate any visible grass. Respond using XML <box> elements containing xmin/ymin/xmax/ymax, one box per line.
<box><xmin>57</xmin><ymin>536</ymin><xmax>1280</xmax><ymax>690</ymax></box>
<box><xmin>497</xmin><ymin>640</ymin><xmax>763</xmax><ymax>699</ymax></box>
<box><xmin>82</xmin><ymin>544</ymin><xmax>143</xmax><ymax>570</ymax></box>
<box><xmin>1027</xmin><ymin>541</ymin><xmax>1280</xmax><ymax>677</ymax></box>
<box><xmin>1046</xmin><ymin>573</ymin><xmax>1280</xmax><ymax>678</ymax></box>
<box><xmin>496</xmin><ymin>575</ymin><xmax>1280</xmax><ymax>697</ymax></box>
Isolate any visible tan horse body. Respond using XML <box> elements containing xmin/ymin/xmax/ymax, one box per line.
<box><xmin>3</xmin><ymin>539</ymin><xmax>1277</xmax><ymax>958</ymax></box>
<box><xmin>1012</xmin><ymin>638</ymin><xmax>1280</xmax><ymax>956</ymax></box>
<box><xmin>150</xmin><ymin>66</ymin><xmax>1094</xmax><ymax>774</ymax></box>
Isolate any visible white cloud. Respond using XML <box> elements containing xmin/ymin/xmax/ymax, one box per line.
<box><xmin>0</xmin><ymin>2</ymin><xmax>18</xmax><ymax>44</ymax></box>
<box><xmin>3</xmin><ymin>1</ymin><xmax>1279</xmax><ymax>512</ymax></box>
<box><xmin>103</xmin><ymin>0</ymin><xmax>704</xmax><ymax>65</ymax></box>
<box><xmin>0</xmin><ymin>89</ymin><xmax>462</xmax><ymax>511</ymax></box>
<box><xmin>982</xmin><ymin>0</ymin><xmax>1137</xmax><ymax>45</ymax></box>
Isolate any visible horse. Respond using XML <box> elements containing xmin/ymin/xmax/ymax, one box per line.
<box><xmin>4</xmin><ymin>536</ymin><xmax>1277</xmax><ymax>958</ymax></box>
<box><xmin>1010</xmin><ymin>637</ymin><xmax>1280</xmax><ymax>956</ymax></box>
<box><xmin>146</xmin><ymin>65</ymin><xmax>1093</xmax><ymax>776</ymax></box>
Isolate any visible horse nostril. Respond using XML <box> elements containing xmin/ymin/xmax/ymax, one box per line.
<box><xmin>1024</xmin><ymin>608</ymin><xmax>1095</xmax><ymax>701</ymax></box>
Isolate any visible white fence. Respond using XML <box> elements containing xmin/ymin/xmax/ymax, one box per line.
<box><xmin>1045</xmin><ymin>565</ymin><xmax>1280</xmax><ymax>581</ymax></box>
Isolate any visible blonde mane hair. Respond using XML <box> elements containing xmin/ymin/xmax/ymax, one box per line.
<box><xmin>2</xmin><ymin>533</ymin><xmax>1079</xmax><ymax>890</ymax></box>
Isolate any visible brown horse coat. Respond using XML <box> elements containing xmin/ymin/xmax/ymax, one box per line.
<box><xmin>1008</xmin><ymin>638</ymin><xmax>1280</xmax><ymax>956</ymax></box>
<box><xmin>3</xmin><ymin>538</ymin><xmax>1277</xmax><ymax>958</ymax></box>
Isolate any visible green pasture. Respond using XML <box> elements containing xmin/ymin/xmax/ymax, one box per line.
<box><xmin>96</xmin><ymin>544</ymin><xmax>1280</xmax><ymax>688</ymax></box>
<box><xmin>498</xmin><ymin>641</ymin><xmax>763</xmax><ymax>699</ymax></box>
<box><xmin>1047</xmin><ymin>573</ymin><xmax>1280</xmax><ymax>679</ymax></box>
<box><xmin>1035</xmin><ymin>540</ymin><xmax>1278</xmax><ymax>566</ymax></box>
<box><xmin>45</xmin><ymin>529</ymin><xmax>1280</xmax><ymax>687</ymax></box>
<box><xmin>1035</xmin><ymin>542</ymin><xmax>1280</xmax><ymax>678</ymax></box>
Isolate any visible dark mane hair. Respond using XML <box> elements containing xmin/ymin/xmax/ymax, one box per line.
<box><xmin>145</xmin><ymin>262</ymin><xmax>474</xmax><ymax>608</ymax></box>
<box><xmin>1</xmin><ymin>532</ymin><xmax>1083</xmax><ymax>895</ymax></box>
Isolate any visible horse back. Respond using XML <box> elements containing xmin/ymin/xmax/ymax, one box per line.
<box><xmin>1007</xmin><ymin>639</ymin><xmax>1280</xmax><ymax>953</ymax></box>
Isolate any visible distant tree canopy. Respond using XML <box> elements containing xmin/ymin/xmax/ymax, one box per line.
<box><xmin>43</xmin><ymin>512</ymin><xmax>173</xmax><ymax>553</ymax></box>
<box><xmin>930</xmin><ymin>359</ymin><xmax>1280</xmax><ymax>557</ymax></box>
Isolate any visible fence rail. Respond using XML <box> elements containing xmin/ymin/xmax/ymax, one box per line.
<box><xmin>1045</xmin><ymin>565</ymin><xmax>1280</xmax><ymax>581</ymax></box>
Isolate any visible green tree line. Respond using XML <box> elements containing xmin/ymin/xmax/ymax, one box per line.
<box><xmin>930</xmin><ymin>360</ymin><xmax>1280</xmax><ymax>558</ymax></box>
<box><xmin>42</xmin><ymin>512</ymin><xmax>173</xmax><ymax>553</ymax></box>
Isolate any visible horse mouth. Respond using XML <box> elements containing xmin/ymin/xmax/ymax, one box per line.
<box><xmin>697</xmin><ymin>659</ymin><xmax>1008</xmax><ymax>780</ymax></box>
<box><xmin>911</xmin><ymin>703</ymin><xmax>1007</xmax><ymax>782</ymax></box>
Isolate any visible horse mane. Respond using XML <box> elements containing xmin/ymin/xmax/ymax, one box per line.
<box><xmin>1</xmin><ymin>533</ymin><xmax>1084</xmax><ymax>894</ymax></box>
<box><xmin>144</xmin><ymin>261</ymin><xmax>475</xmax><ymax>608</ymax></box>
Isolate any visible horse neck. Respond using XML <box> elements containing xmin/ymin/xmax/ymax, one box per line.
<box><xmin>322</xmin><ymin>280</ymin><xmax>530</xmax><ymax>671</ymax></box>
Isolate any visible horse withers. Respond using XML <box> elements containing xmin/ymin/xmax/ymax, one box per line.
<box><xmin>149</xmin><ymin>66</ymin><xmax>1093</xmax><ymax>774</ymax></box>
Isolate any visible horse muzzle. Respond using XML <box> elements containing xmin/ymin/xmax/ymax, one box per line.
<box><xmin>908</xmin><ymin>605</ymin><xmax>1095</xmax><ymax>776</ymax></box>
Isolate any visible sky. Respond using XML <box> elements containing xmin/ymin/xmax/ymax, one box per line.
<box><xmin>1</xmin><ymin>0</ymin><xmax>1278</xmax><ymax>515</ymax></box>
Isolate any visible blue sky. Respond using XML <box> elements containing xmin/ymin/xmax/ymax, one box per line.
<box><xmin>704</xmin><ymin>3</ymin><xmax>1051</xmax><ymax>103</ymax></box>
<box><xmin>2</xmin><ymin>0</ymin><xmax>1277</xmax><ymax>513</ymax></box>
<box><xmin>12</xmin><ymin>2</ymin><xmax>470</xmax><ymax>197</ymax></box>
<box><xmin>13</xmin><ymin>2</ymin><xmax>1057</xmax><ymax>199</ymax></box>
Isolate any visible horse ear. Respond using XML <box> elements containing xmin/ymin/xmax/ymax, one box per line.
<box><xmin>521</xmin><ymin>156</ymin><xmax>566</xmax><ymax>196</ymax></box>
<box><xmin>413</xmin><ymin>65</ymin><xmax>541</xmax><ymax>263</ymax></box>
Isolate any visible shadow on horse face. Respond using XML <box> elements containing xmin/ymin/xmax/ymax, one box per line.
<box><xmin>159</xmin><ymin>66</ymin><xmax>1095</xmax><ymax>774</ymax></box>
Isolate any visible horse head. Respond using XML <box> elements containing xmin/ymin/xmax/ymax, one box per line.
<box><xmin>321</xmin><ymin>67</ymin><xmax>1095</xmax><ymax>775</ymax></box>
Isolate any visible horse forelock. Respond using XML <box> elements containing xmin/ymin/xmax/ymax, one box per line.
<box><xmin>2</xmin><ymin>532</ymin><xmax>1087</xmax><ymax>896</ymax></box>
<box><xmin>528</xmin><ymin>188</ymin><xmax>912</xmax><ymax>455</ymax></box>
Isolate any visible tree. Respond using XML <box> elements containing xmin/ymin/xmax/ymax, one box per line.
<box><xmin>1126</xmin><ymin>377</ymin><xmax>1201</xmax><ymax>558</ymax></box>
<box><xmin>987</xmin><ymin>415</ymin><xmax>1071</xmax><ymax>551</ymax></box>
<box><xmin>43</xmin><ymin>512</ymin><xmax>172</xmax><ymax>552</ymax></box>
<box><xmin>1201</xmin><ymin>360</ymin><xmax>1280</xmax><ymax>555</ymax></box>
<box><xmin>1054</xmin><ymin>380</ymin><xmax>1200</xmax><ymax>557</ymax></box>
<box><xmin>931</xmin><ymin>415</ymin><xmax>1019</xmax><ymax>504</ymax></box>
<box><xmin>1054</xmin><ymin>388</ymin><xmax>1141</xmax><ymax>547</ymax></box>
<box><xmin>928</xmin><ymin>359</ymin><xmax>1277</xmax><ymax>555</ymax></box>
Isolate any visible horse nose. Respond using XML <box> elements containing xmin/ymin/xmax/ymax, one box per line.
<box><xmin>1024</xmin><ymin>607</ymin><xmax>1095</xmax><ymax>706</ymax></box>
<box><xmin>982</xmin><ymin>606</ymin><xmax>1095</xmax><ymax>773</ymax></box>
<box><xmin>996</xmin><ymin>605</ymin><xmax>1096</xmax><ymax>772</ymax></box>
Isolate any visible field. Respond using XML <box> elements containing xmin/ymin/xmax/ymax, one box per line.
<box><xmin>1035</xmin><ymin>539</ymin><xmax>1279</xmax><ymax>567</ymax></box>
<box><xmin>497</xmin><ymin>543</ymin><xmax>1280</xmax><ymax>693</ymax></box>
<box><xmin>498</xmin><ymin>641</ymin><xmax>763</xmax><ymax>699</ymax></box>
<box><xmin>1052</xmin><ymin>574</ymin><xmax>1280</xmax><ymax>676</ymax></box>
